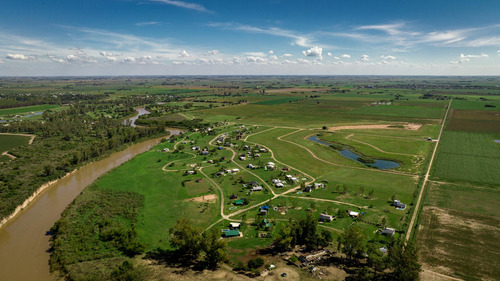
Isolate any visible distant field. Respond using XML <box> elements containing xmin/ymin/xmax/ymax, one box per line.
<box><xmin>446</xmin><ymin>109</ymin><xmax>500</xmax><ymax>133</ymax></box>
<box><xmin>347</xmin><ymin>105</ymin><xmax>445</xmax><ymax>119</ymax></box>
<box><xmin>0</xmin><ymin>104</ymin><xmax>59</xmax><ymax>116</ymax></box>
<box><xmin>431</xmin><ymin>131</ymin><xmax>500</xmax><ymax>186</ymax></box>
<box><xmin>417</xmin><ymin>182</ymin><xmax>500</xmax><ymax>281</ymax></box>
<box><xmin>252</xmin><ymin>96</ymin><xmax>303</xmax><ymax>105</ymax></box>
<box><xmin>451</xmin><ymin>99</ymin><xmax>500</xmax><ymax>111</ymax></box>
<box><xmin>0</xmin><ymin>134</ymin><xmax>31</xmax><ymax>152</ymax></box>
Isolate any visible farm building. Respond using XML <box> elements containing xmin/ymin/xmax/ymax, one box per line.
<box><xmin>234</xmin><ymin>199</ymin><xmax>244</xmax><ymax>206</ymax></box>
<box><xmin>275</xmin><ymin>182</ymin><xmax>284</xmax><ymax>188</ymax></box>
<box><xmin>348</xmin><ymin>211</ymin><xmax>360</xmax><ymax>217</ymax></box>
<box><xmin>232</xmin><ymin>168</ymin><xmax>240</xmax><ymax>173</ymax></box>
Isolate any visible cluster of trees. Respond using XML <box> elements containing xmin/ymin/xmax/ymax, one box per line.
<box><xmin>272</xmin><ymin>213</ymin><xmax>333</xmax><ymax>252</ymax></box>
<box><xmin>168</xmin><ymin>218</ymin><xmax>227</xmax><ymax>269</ymax></box>
<box><xmin>338</xmin><ymin>226</ymin><xmax>421</xmax><ymax>281</ymax></box>
<box><xmin>0</xmin><ymin>104</ymin><xmax>165</xmax><ymax>221</ymax></box>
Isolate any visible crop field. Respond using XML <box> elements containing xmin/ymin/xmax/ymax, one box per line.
<box><xmin>446</xmin><ymin>109</ymin><xmax>500</xmax><ymax>133</ymax></box>
<box><xmin>0</xmin><ymin>104</ymin><xmax>59</xmax><ymax>116</ymax></box>
<box><xmin>417</xmin><ymin>182</ymin><xmax>500</xmax><ymax>280</ymax></box>
<box><xmin>431</xmin><ymin>131</ymin><xmax>500</xmax><ymax>186</ymax></box>
<box><xmin>347</xmin><ymin>104</ymin><xmax>445</xmax><ymax>119</ymax></box>
<box><xmin>0</xmin><ymin>134</ymin><xmax>31</xmax><ymax>153</ymax></box>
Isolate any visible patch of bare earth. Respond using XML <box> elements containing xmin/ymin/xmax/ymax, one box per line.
<box><xmin>184</xmin><ymin>194</ymin><xmax>217</xmax><ymax>203</ymax></box>
<box><xmin>329</xmin><ymin>123</ymin><xmax>422</xmax><ymax>131</ymax></box>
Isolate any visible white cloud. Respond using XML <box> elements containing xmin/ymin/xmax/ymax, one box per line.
<box><xmin>136</xmin><ymin>21</ymin><xmax>161</xmax><ymax>27</ymax></box>
<box><xmin>381</xmin><ymin>55</ymin><xmax>396</xmax><ymax>60</ymax></box>
<box><xmin>146</xmin><ymin>0</ymin><xmax>212</xmax><ymax>13</ymax></box>
<box><xmin>327</xmin><ymin>52</ymin><xmax>332</xmax><ymax>56</ymax></box>
<box><xmin>232</xmin><ymin>57</ymin><xmax>240</xmax><ymax>64</ymax></box>
<box><xmin>245</xmin><ymin>52</ymin><xmax>266</xmax><ymax>57</ymax></box>
<box><xmin>0</xmin><ymin>59</ymin><xmax>4</xmax><ymax>63</ymax></box>
<box><xmin>123</xmin><ymin>56</ymin><xmax>136</xmax><ymax>63</ymax></box>
<box><xmin>100</xmin><ymin>51</ymin><xmax>114</xmax><ymax>57</ymax></box>
<box><xmin>269</xmin><ymin>50</ymin><xmax>274</xmax><ymax>55</ymax></box>
<box><xmin>357</xmin><ymin>23</ymin><xmax>406</xmax><ymax>36</ymax></box>
<box><xmin>269</xmin><ymin>55</ymin><xmax>278</xmax><ymax>61</ymax></box>
<box><xmin>360</xmin><ymin>55</ymin><xmax>369</xmax><ymax>61</ymax></box>
<box><xmin>208</xmin><ymin>22</ymin><xmax>314</xmax><ymax>47</ymax></box>
<box><xmin>450</xmin><ymin>53</ymin><xmax>488</xmax><ymax>64</ymax></box>
<box><xmin>6</xmin><ymin>53</ymin><xmax>33</xmax><ymax>60</ymax></box>
<box><xmin>180</xmin><ymin>50</ymin><xmax>190</xmax><ymax>57</ymax></box>
<box><xmin>302</xmin><ymin>46</ymin><xmax>322</xmax><ymax>59</ymax></box>
<box><xmin>281</xmin><ymin>53</ymin><xmax>293</xmax><ymax>58</ymax></box>
<box><xmin>333</xmin><ymin>56</ymin><xmax>340</xmax><ymax>60</ymax></box>
<box><xmin>246</xmin><ymin>56</ymin><xmax>267</xmax><ymax>63</ymax></box>
<box><xmin>207</xmin><ymin>50</ymin><xmax>219</xmax><ymax>55</ymax></box>
<box><xmin>498</xmin><ymin>50</ymin><xmax>500</xmax><ymax>56</ymax></box>
<box><xmin>341</xmin><ymin>54</ymin><xmax>351</xmax><ymax>59</ymax></box>
<box><xmin>297</xmin><ymin>58</ymin><xmax>313</xmax><ymax>64</ymax></box>
<box><xmin>49</xmin><ymin>56</ymin><xmax>65</xmax><ymax>63</ymax></box>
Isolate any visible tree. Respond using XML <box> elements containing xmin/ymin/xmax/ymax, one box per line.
<box><xmin>201</xmin><ymin>229</ymin><xmax>227</xmax><ymax>269</ymax></box>
<box><xmin>339</xmin><ymin>226</ymin><xmax>366</xmax><ymax>262</ymax></box>
<box><xmin>388</xmin><ymin>242</ymin><xmax>421</xmax><ymax>281</ymax></box>
<box><xmin>169</xmin><ymin>218</ymin><xmax>202</xmax><ymax>258</ymax></box>
<box><xmin>366</xmin><ymin>243</ymin><xmax>387</xmax><ymax>274</ymax></box>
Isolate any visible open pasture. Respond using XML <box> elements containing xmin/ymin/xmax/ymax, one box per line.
<box><xmin>431</xmin><ymin>131</ymin><xmax>500</xmax><ymax>186</ymax></box>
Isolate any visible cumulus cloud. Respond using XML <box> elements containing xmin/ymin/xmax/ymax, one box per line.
<box><xmin>100</xmin><ymin>51</ymin><xmax>114</xmax><ymax>57</ymax></box>
<box><xmin>207</xmin><ymin>50</ymin><xmax>219</xmax><ymax>55</ymax></box>
<box><xmin>450</xmin><ymin>53</ymin><xmax>488</xmax><ymax>64</ymax></box>
<box><xmin>360</xmin><ymin>54</ymin><xmax>369</xmax><ymax>61</ymax></box>
<box><xmin>498</xmin><ymin>50</ymin><xmax>500</xmax><ymax>55</ymax></box>
<box><xmin>49</xmin><ymin>56</ymin><xmax>65</xmax><ymax>63</ymax></box>
<box><xmin>232</xmin><ymin>57</ymin><xmax>241</xmax><ymax>64</ymax></box>
<box><xmin>333</xmin><ymin>56</ymin><xmax>340</xmax><ymax>60</ymax></box>
<box><xmin>381</xmin><ymin>55</ymin><xmax>396</xmax><ymax>60</ymax></box>
<box><xmin>245</xmin><ymin>52</ymin><xmax>266</xmax><ymax>57</ymax></box>
<box><xmin>123</xmin><ymin>56</ymin><xmax>136</xmax><ymax>63</ymax></box>
<box><xmin>269</xmin><ymin>50</ymin><xmax>274</xmax><ymax>55</ymax></box>
<box><xmin>269</xmin><ymin>55</ymin><xmax>278</xmax><ymax>61</ymax></box>
<box><xmin>281</xmin><ymin>53</ymin><xmax>293</xmax><ymax>58</ymax></box>
<box><xmin>341</xmin><ymin>54</ymin><xmax>351</xmax><ymax>59</ymax></box>
<box><xmin>6</xmin><ymin>53</ymin><xmax>34</xmax><ymax>60</ymax></box>
<box><xmin>180</xmin><ymin>50</ymin><xmax>190</xmax><ymax>57</ymax></box>
<box><xmin>327</xmin><ymin>52</ymin><xmax>332</xmax><ymax>56</ymax></box>
<box><xmin>302</xmin><ymin>46</ymin><xmax>322</xmax><ymax>59</ymax></box>
<box><xmin>246</xmin><ymin>56</ymin><xmax>267</xmax><ymax>63</ymax></box>
<box><xmin>0</xmin><ymin>59</ymin><xmax>4</xmax><ymax>64</ymax></box>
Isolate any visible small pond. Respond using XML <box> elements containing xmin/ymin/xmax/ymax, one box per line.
<box><xmin>308</xmin><ymin>136</ymin><xmax>400</xmax><ymax>170</ymax></box>
<box><xmin>494</xmin><ymin>140</ymin><xmax>500</xmax><ymax>143</ymax></box>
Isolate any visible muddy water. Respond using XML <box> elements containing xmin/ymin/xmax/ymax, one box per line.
<box><xmin>0</xmin><ymin>130</ymin><xmax>180</xmax><ymax>281</ymax></box>
<box><xmin>123</xmin><ymin>107</ymin><xmax>150</xmax><ymax>127</ymax></box>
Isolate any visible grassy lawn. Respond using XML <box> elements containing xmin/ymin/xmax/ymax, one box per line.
<box><xmin>0</xmin><ymin>104</ymin><xmax>59</xmax><ymax>116</ymax></box>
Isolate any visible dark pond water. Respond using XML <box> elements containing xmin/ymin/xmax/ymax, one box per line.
<box><xmin>308</xmin><ymin>136</ymin><xmax>400</xmax><ymax>170</ymax></box>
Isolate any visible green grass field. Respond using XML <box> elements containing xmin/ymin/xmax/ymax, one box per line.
<box><xmin>0</xmin><ymin>134</ymin><xmax>31</xmax><ymax>153</ymax></box>
<box><xmin>0</xmin><ymin>104</ymin><xmax>59</xmax><ymax>116</ymax></box>
<box><xmin>431</xmin><ymin>131</ymin><xmax>500</xmax><ymax>186</ymax></box>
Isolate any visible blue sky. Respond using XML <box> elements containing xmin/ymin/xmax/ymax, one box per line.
<box><xmin>0</xmin><ymin>0</ymin><xmax>499</xmax><ymax>75</ymax></box>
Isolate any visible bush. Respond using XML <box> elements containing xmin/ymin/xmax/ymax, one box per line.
<box><xmin>247</xmin><ymin>257</ymin><xmax>264</xmax><ymax>269</ymax></box>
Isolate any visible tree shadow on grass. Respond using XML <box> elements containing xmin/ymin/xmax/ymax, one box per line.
<box><xmin>144</xmin><ymin>248</ymin><xmax>206</xmax><ymax>273</ymax></box>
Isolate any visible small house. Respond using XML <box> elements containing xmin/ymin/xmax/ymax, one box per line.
<box><xmin>393</xmin><ymin>200</ymin><xmax>406</xmax><ymax>210</ymax></box>
<box><xmin>319</xmin><ymin>213</ymin><xmax>334</xmax><ymax>222</ymax></box>
<box><xmin>248</xmin><ymin>181</ymin><xmax>259</xmax><ymax>187</ymax></box>
<box><xmin>259</xmin><ymin>148</ymin><xmax>267</xmax><ymax>152</ymax></box>
<box><xmin>381</xmin><ymin>227</ymin><xmax>395</xmax><ymax>236</ymax></box>
<box><xmin>261</xmin><ymin>219</ymin><xmax>272</xmax><ymax>229</ymax></box>
<box><xmin>229</xmin><ymin>222</ymin><xmax>241</xmax><ymax>229</ymax></box>
<box><xmin>200</xmin><ymin>150</ymin><xmax>209</xmax><ymax>155</ymax></box>
<box><xmin>252</xmin><ymin>186</ymin><xmax>263</xmax><ymax>191</ymax></box>
<box><xmin>291</xmin><ymin>177</ymin><xmax>298</xmax><ymax>182</ymax></box>
<box><xmin>314</xmin><ymin>183</ymin><xmax>325</xmax><ymax>189</ymax></box>
<box><xmin>267</xmin><ymin>162</ymin><xmax>275</xmax><ymax>168</ymax></box>
<box><xmin>247</xmin><ymin>164</ymin><xmax>256</xmax><ymax>169</ymax></box>
<box><xmin>186</xmin><ymin>170</ymin><xmax>195</xmax><ymax>175</ymax></box>
<box><xmin>348</xmin><ymin>211</ymin><xmax>360</xmax><ymax>217</ymax></box>
<box><xmin>232</xmin><ymin>168</ymin><xmax>240</xmax><ymax>173</ymax></box>
<box><xmin>234</xmin><ymin>199</ymin><xmax>244</xmax><ymax>206</ymax></box>
<box><xmin>192</xmin><ymin>146</ymin><xmax>199</xmax><ymax>151</ymax></box>
<box><xmin>275</xmin><ymin>182</ymin><xmax>284</xmax><ymax>188</ymax></box>
<box><xmin>239</xmin><ymin>156</ymin><xmax>246</xmax><ymax>161</ymax></box>
<box><xmin>229</xmin><ymin>194</ymin><xmax>238</xmax><ymax>199</ymax></box>
<box><xmin>272</xmin><ymin>179</ymin><xmax>281</xmax><ymax>184</ymax></box>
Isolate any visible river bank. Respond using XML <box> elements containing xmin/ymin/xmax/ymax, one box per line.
<box><xmin>0</xmin><ymin>130</ymin><xmax>181</xmax><ymax>281</ymax></box>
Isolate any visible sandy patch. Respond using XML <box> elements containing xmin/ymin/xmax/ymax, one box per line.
<box><xmin>329</xmin><ymin>123</ymin><xmax>422</xmax><ymax>131</ymax></box>
<box><xmin>185</xmin><ymin>194</ymin><xmax>217</xmax><ymax>203</ymax></box>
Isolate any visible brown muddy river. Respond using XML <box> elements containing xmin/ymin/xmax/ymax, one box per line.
<box><xmin>0</xmin><ymin>130</ymin><xmax>180</xmax><ymax>281</ymax></box>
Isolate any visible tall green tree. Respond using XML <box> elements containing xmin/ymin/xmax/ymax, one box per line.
<box><xmin>388</xmin><ymin>242</ymin><xmax>421</xmax><ymax>281</ymax></box>
<box><xmin>169</xmin><ymin>218</ymin><xmax>202</xmax><ymax>258</ymax></box>
<box><xmin>201</xmin><ymin>229</ymin><xmax>227</xmax><ymax>269</ymax></box>
<box><xmin>338</xmin><ymin>226</ymin><xmax>366</xmax><ymax>261</ymax></box>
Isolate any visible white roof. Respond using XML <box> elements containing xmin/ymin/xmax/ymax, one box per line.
<box><xmin>349</xmin><ymin>211</ymin><xmax>359</xmax><ymax>216</ymax></box>
<box><xmin>229</xmin><ymin>222</ymin><xmax>241</xmax><ymax>227</ymax></box>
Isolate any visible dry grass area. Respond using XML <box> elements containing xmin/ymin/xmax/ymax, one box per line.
<box><xmin>328</xmin><ymin>123</ymin><xmax>422</xmax><ymax>131</ymax></box>
<box><xmin>184</xmin><ymin>194</ymin><xmax>217</xmax><ymax>203</ymax></box>
<box><xmin>417</xmin><ymin>206</ymin><xmax>500</xmax><ymax>281</ymax></box>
